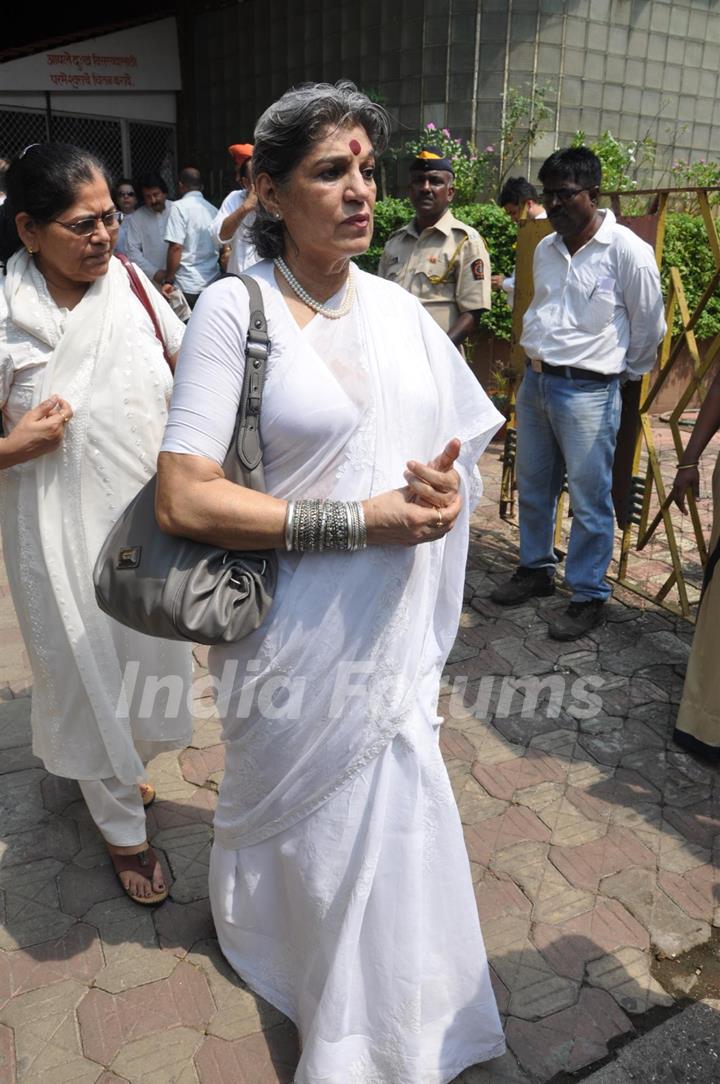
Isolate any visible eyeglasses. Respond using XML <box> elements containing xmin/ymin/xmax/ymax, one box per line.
<box><xmin>50</xmin><ymin>211</ymin><xmax>123</xmax><ymax>236</ymax></box>
<box><xmin>117</xmin><ymin>190</ymin><xmax>135</xmax><ymax>199</ymax></box>
<box><xmin>541</xmin><ymin>186</ymin><xmax>591</xmax><ymax>204</ymax></box>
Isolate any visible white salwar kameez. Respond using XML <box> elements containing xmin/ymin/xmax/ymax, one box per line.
<box><xmin>162</xmin><ymin>262</ymin><xmax>506</xmax><ymax>1081</ymax></box>
<box><xmin>0</xmin><ymin>251</ymin><xmax>193</xmax><ymax>785</ymax></box>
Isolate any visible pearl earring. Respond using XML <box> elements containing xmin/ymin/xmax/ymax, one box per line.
<box><xmin>274</xmin><ymin>211</ymin><xmax>283</xmax><ymax>221</ymax></box>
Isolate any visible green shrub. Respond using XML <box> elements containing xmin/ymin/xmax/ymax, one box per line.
<box><xmin>662</xmin><ymin>213</ymin><xmax>720</xmax><ymax>339</ymax></box>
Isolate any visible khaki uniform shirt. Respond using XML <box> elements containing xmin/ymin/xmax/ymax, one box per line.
<box><xmin>378</xmin><ymin>208</ymin><xmax>492</xmax><ymax>333</ymax></box>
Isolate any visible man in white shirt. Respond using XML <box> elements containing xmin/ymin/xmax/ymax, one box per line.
<box><xmin>210</xmin><ymin>143</ymin><xmax>258</xmax><ymax>275</ymax></box>
<box><xmin>124</xmin><ymin>173</ymin><xmax>190</xmax><ymax>320</ymax></box>
<box><xmin>490</xmin><ymin>147</ymin><xmax>666</xmax><ymax>640</ymax></box>
<box><xmin>491</xmin><ymin>176</ymin><xmax>547</xmax><ymax>309</ymax></box>
<box><xmin>163</xmin><ymin>168</ymin><xmax>220</xmax><ymax>309</ymax></box>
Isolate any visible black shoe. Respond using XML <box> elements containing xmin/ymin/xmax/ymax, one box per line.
<box><xmin>489</xmin><ymin>567</ymin><xmax>555</xmax><ymax>606</ymax></box>
<box><xmin>547</xmin><ymin>599</ymin><xmax>605</xmax><ymax>641</ymax></box>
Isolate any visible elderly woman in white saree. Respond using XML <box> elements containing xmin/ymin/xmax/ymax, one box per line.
<box><xmin>157</xmin><ymin>83</ymin><xmax>505</xmax><ymax>1082</ymax></box>
<box><xmin>0</xmin><ymin>144</ymin><xmax>192</xmax><ymax>905</ymax></box>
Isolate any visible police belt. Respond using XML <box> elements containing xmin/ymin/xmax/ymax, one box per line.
<box><xmin>526</xmin><ymin>358</ymin><xmax>616</xmax><ymax>384</ymax></box>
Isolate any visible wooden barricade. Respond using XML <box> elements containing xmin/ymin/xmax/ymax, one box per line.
<box><xmin>497</xmin><ymin>187</ymin><xmax>720</xmax><ymax>618</ymax></box>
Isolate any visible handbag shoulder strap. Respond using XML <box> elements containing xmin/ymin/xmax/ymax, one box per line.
<box><xmin>223</xmin><ymin>272</ymin><xmax>270</xmax><ymax>491</ymax></box>
<box><xmin>115</xmin><ymin>252</ymin><xmax>174</xmax><ymax>371</ymax></box>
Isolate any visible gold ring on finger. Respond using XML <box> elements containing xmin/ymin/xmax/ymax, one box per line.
<box><xmin>436</xmin><ymin>511</ymin><xmax>444</xmax><ymax>529</ymax></box>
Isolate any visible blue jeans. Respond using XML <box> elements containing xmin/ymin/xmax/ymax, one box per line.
<box><xmin>515</xmin><ymin>368</ymin><xmax>622</xmax><ymax>602</ymax></box>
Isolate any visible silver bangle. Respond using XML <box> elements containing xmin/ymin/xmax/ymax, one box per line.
<box><xmin>286</xmin><ymin>499</ymin><xmax>368</xmax><ymax>552</ymax></box>
<box><xmin>284</xmin><ymin>501</ymin><xmax>295</xmax><ymax>552</ymax></box>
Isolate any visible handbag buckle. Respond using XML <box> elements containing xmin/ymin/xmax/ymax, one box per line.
<box><xmin>117</xmin><ymin>546</ymin><xmax>142</xmax><ymax>570</ymax></box>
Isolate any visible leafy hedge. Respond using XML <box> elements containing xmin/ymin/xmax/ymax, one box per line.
<box><xmin>362</xmin><ymin>197</ymin><xmax>720</xmax><ymax>342</ymax></box>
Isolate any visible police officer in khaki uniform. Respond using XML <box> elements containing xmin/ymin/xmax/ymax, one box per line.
<box><xmin>378</xmin><ymin>147</ymin><xmax>492</xmax><ymax>349</ymax></box>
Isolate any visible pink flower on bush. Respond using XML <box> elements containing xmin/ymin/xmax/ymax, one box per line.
<box><xmin>485</xmin><ymin>145</ymin><xmax>495</xmax><ymax>153</ymax></box>
<box><xmin>442</xmin><ymin>128</ymin><xmax>451</xmax><ymax>137</ymax></box>
<box><xmin>426</xmin><ymin>122</ymin><xmax>436</xmax><ymax>131</ymax></box>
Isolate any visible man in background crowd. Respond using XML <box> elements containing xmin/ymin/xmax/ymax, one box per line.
<box><xmin>210</xmin><ymin>143</ymin><xmax>258</xmax><ymax>275</ymax></box>
<box><xmin>378</xmin><ymin>147</ymin><xmax>492</xmax><ymax>351</ymax></box>
<box><xmin>124</xmin><ymin>173</ymin><xmax>190</xmax><ymax>320</ymax></box>
<box><xmin>163</xmin><ymin>167</ymin><xmax>220</xmax><ymax>309</ymax></box>
<box><xmin>491</xmin><ymin>176</ymin><xmax>547</xmax><ymax>309</ymax></box>
<box><xmin>490</xmin><ymin>147</ymin><xmax>666</xmax><ymax>640</ymax></box>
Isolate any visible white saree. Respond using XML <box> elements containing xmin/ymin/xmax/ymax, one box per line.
<box><xmin>0</xmin><ymin>251</ymin><xmax>193</xmax><ymax>784</ymax></box>
<box><xmin>162</xmin><ymin>262</ymin><xmax>506</xmax><ymax>1081</ymax></box>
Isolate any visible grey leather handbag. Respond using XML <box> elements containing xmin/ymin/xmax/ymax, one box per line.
<box><xmin>93</xmin><ymin>274</ymin><xmax>278</xmax><ymax>645</ymax></box>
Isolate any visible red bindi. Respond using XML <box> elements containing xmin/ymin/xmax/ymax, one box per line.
<box><xmin>349</xmin><ymin>139</ymin><xmax>361</xmax><ymax>155</ymax></box>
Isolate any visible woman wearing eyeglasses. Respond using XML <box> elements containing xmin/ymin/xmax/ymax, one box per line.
<box><xmin>0</xmin><ymin>143</ymin><xmax>193</xmax><ymax>905</ymax></box>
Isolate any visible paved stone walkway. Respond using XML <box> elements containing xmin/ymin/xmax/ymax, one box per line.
<box><xmin>0</xmin><ymin>441</ymin><xmax>718</xmax><ymax>1083</ymax></box>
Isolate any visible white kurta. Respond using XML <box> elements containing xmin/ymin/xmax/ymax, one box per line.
<box><xmin>162</xmin><ymin>262</ymin><xmax>506</xmax><ymax>1081</ymax></box>
<box><xmin>0</xmin><ymin>252</ymin><xmax>194</xmax><ymax>784</ymax></box>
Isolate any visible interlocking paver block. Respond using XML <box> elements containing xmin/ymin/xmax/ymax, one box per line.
<box><xmin>505</xmin><ymin>987</ymin><xmax>633</xmax><ymax>1079</ymax></box>
<box><xmin>463</xmin><ymin>726</ymin><xmax>523</xmax><ymax>766</ymax></box>
<box><xmin>195</xmin><ymin>1026</ymin><xmax>299</xmax><ymax>1084</ymax></box>
<box><xmin>0</xmin><ymin>1022</ymin><xmax>15</xmax><ymax>1084</ymax></box>
<box><xmin>179</xmin><ymin>745</ymin><xmax>225</xmax><ymax>787</ymax></box>
<box><xmin>585</xmin><ymin>768</ymin><xmax>662</xmax><ymax>808</ymax></box>
<box><xmin>186</xmin><ymin>940</ymin><xmax>286</xmax><ymax>1042</ymax></box>
<box><xmin>84</xmin><ymin>897</ymin><xmax>177</xmax><ymax>994</ymax></box>
<box><xmin>457</xmin><ymin>779</ymin><xmax>508</xmax><ymax>826</ymax></box>
<box><xmin>493</xmin><ymin>937</ymin><xmax>579</xmax><ymax>1020</ymax></box>
<box><xmin>153</xmin><ymin>825</ymin><xmax>212</xmax><ymax>904</ymax></box>
<box><xmin>440</xmin><ymin>727</ymin><xmax>477</xmax><ymax>762</ymax></box>
<box><xmin>0</xmin><ymin>769</ymin><xmax>49</xmax><ymax>836</ymax></box>
<box><xmin>0</xmin><ymin>698</ymin><xmax>32</xmax><ymax>750</ymax></box>
<box><xmin>465</xmin><ymin>806</ymin><xmax>552</xmax><ymax>858</ymax></box>
<box><xmin>154</xmin><ymin>898</ymin><xmax>214</xmax><ymax>958</ymax></box>
<box><xmin>474</xmin><ymin>873</ymin><xmax>532</xmax><ymax>924</ymax></box>
<box><xmin>189</xmin><ymin>716</ymin><xmax>224</xmax><ymax>750</ymax></box>
<box><xmin>659</xmin><ymin>864</ymin><xmax>719</xmax><ymax>923</ymax></box>
<box><xmin>586</xmin><ymin>946</ymin><xmax>674</xmax><ymax>1014</ymax></box>
<box><xmin>40</xmin><ymin>775</ymin><xmax>81</xmax><ymax>814</ymax></box>
<box><xmin>454</xmin><ymin>1048</ymin><xmax>530</xmax><ymax>1082</ymax></box>
<box><xmin>111</xmin><ymin>1025</ymin><xmax>203</xmax><ymax>1082</ymax></box>
<box><xmin>471</xmin><ymin>750</ymin><xmax>565</xmax><ymax>801</ymax></box>
<box><xmin>550</xmin><ymin>827</ymin><xmax>656</xmax><ymax>893</ymax></box>
<box><xmin>601</xmin><ymin>867</ymin><xmax>710</xmax><ymax>958</ymax></box>
<box><xmin>514</xmin><ymin>781</ymin><xmax>565</xmax><ymax>814</ymax></box>
<box><xmin>5</xmin><ymin>923</ymin><xmax>103</xmax><ymax>1000</ymax></box>
<box><xmin>536</xmin><ymin>798</ymin><xmax>607</xmax><ymax>847</ymax></box>
<box><xmin>146</xmin><ymin>787</ymin><xmax>217</xmax><ymax>833</ymax></box>
<box><xmin>78</xmin><ymin>960</ymin><xmax>215</xmax><ymax>1065</ymax></box>
<box><xmin>57</xmin><ymin>860</ymin><xmax>125</xmax><ymax>916</ymax></box>
<box><xmin>0</xmin><ymin>816</ymin><xmax>79</xmax><ymax>869</ymax></box>
<box><xmin>664</xmin><ymin>801</ymin><xmax>720</xmax><ymax>850</ymax></box>
<box><xmin>532</xmin><ymin>898</ymin><xmax>648</xmax><ymax>981</ymax></box>
<box><xmin>489</xmin><ymin>840</ymin><xmax>550</xmax><ymax>900</ymax></box>
<box><xmin>0</xmin><ymin>978</ymin><xmax>90</xmax><ymax>1082</ymax></box>
<box><xmin>0</xmin><ymin>858</ymin><xmax>75</xmax><ymax>950</ymax></box>
<box><xmin>532</xmin><ymin>865</ymin><xmax>595</xmax><ymax>925</ymax></box>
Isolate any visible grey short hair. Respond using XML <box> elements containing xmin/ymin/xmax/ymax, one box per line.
<box><xmin>250</xmin><ymin>80</ymin><xmax>391</xmax><ymax>260</ymax></box>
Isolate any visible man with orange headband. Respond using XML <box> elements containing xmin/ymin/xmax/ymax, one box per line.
<box><xmin>209</xmin><ymin>143</ymin><xmax>258</xmax><ymax>275</ymax></box>
<box><xmin>378</xmin><ymin>146</ymin><xmax>491</xmax><ymax>350</ymax></box>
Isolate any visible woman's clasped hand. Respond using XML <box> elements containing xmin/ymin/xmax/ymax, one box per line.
<box><xmin>364</xmin><ymin>437</ymin><xmax>463</xmax><ymax>545</ymax></box>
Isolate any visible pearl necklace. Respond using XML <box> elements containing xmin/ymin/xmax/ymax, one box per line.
<box><xmin>274</xmin><ymin>257</ymin><xmax>355</xmax><ymax>319</ymax></box>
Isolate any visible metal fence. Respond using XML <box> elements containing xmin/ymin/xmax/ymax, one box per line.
<box><xmin>0</xmin><ymin>106</ymin><xmax>176</xmax><ymax>189</ymax></box>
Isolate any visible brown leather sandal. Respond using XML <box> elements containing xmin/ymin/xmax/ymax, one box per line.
<box><xmin>109</xmin><ymin>846</ymin><xmax>169</xmax><ymax>906</ymax></box>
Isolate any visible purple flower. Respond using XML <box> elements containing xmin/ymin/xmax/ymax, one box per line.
<box><xmin>426</xmin><ymin>122</ymin><xmax>436</xmax><ymax>131</ymax></box>
<box><xmin>485</xmin><ymin>145</ymin><xmax>495</xmax><ymax>153</ymax></box>
<box><xmin>442</xmin><ymin>127</ymin><xmax>451</xmax><ymax>137</ymax></box>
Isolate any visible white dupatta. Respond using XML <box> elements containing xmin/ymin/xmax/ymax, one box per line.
<box><xmin>206</xmin><ymin>265</ymin><xmax>503</xmax><ymax>847</ymax></box>
<box><xmin>2</xmin><ymin>252</ymin><xmax>192</xmax><ymax>783</ymax></box>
